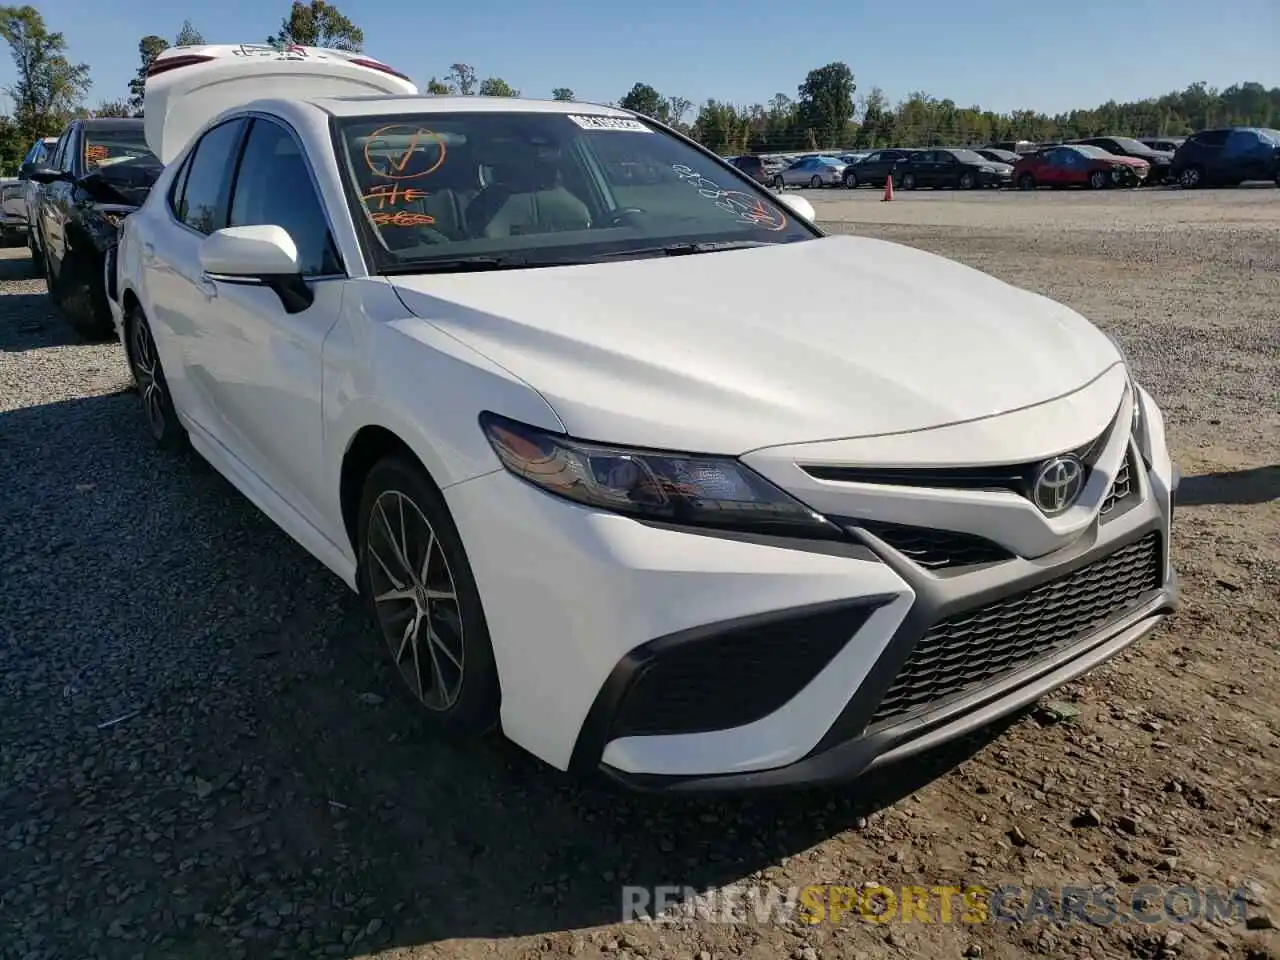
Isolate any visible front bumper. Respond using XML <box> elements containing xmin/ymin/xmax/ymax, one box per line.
<box><xmin>446</xmin><ymin>386</ymin><xmax>1178</xmax><ymax>792</ymax></box>
<box><xmin>978</xmin><ymin>171</ymin><xmax>1012</xmax><ymax>188</ymax></box>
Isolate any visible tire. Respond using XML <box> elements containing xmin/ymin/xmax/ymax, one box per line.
<box><xmin>125</xmin><ymin>306</ymin><xmax>188</xmax><ymax>451</ymax></box>
<box><xmin>843</xmin><ymin>170</ymin><xmax>858</xmax><ymax>189</ymax></box>
<box><xmin>1088</xmin><ymin>169</ymin><xmax>1109</xmax><ymax>190</ymax></box>
<box><xmin>772</xmin><ymin>175</ymin><xmax>784</xmax><ymax>190</ymax></box>
<box><xmin>1016</xmin><ymin>173</ymin><xmax>1036</xmax><ymax>190</ymax></box>
<box><xmin>958</xmin><ymin>171</ymin><xmax>976</xmax><ymax>189</ymax></box>
<box><xmin>901</xmin><ymin>172</ymin><xmax>917</xmax><ymax>190</ymax></box>
<box><xmin>356</xmin><ymin>454</ymin><xmax>500</xmax><ymax>736</ymax></box>
<box><xmin>1178</xmin><ymin>165</ymin><xmax>1203</xmax><ymax>189</ymax></box>
<box><xmin>27</xmin><ymin>233</ymin><xmax>43</xmax><ymax>278</ymax></box>
<box><xmin>809</xmin><ymin>175</ymin><xmax>822</xmax><ymax>189</ymax></box>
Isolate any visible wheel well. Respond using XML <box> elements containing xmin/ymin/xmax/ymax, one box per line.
<box><xmin>339</xmin><ymin>426</ymin><xmax>434</xmax><ymax>552</ymax></box>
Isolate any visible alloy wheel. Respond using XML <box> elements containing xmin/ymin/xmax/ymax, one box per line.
<box><xmin>129</xmin><ymin>317</ymin><xmax>168</xmax><ymax>440</ymax></box>
<box><xmin>365</xmin><ymin>490</ymin><xmax>466</xmax><ymax>711</ymax></box>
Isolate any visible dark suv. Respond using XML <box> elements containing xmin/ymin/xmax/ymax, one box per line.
<box><xmin>728</xmin><ymin>154</ymin><xmax>770</xmax><ymax>185</ymax></box>
<box><xmin>1171</xmin><ymin>128</ymin><xmax>1280</xmax><ymax>188</ymax></box>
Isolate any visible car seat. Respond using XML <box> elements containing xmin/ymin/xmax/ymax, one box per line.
<box><xmin>464</xmin><ymin>154</ymin><xmax>591</xmax><ymax>238</ymax></box>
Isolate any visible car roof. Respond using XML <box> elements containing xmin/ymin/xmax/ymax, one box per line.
<box><xmin>77</xmin><ymin>118</ymin><xmax>145</xmax><ymax>130</ymax></box>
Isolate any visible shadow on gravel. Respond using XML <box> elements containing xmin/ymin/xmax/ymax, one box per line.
<box><xmin>1178</xmin><ymin>464</ymin><xmax>1279</xmax><ymax>506</ymax></box>
<box><xmin>0</xmin><ymin>292</ymin><xmax>84</xmax><ymax>351</ymax></box>
<box><xmin>0</xmin><ymin>391</ymin><xmax>1021</xmax><ymax>956</ymax></box>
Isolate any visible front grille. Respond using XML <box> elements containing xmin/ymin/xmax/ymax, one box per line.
<box><xmin>801</xmin><ymin>402</ymin><xmax>1125</xmax><ymax>505</ymax></box>
<box><xmin>855</xmin><ymin>520</ymin><xmax>1012</xmax><ymax>570</ymax></box>
<box><xmin>868</xmin><ymin>532</ymin><xmax>1162</xmax><ymax>727</ymax></box>
<box><xmin>607</xmin><ymin>602</ymin><xmax>881</xmax><ymax>740</ymax></box>
<box><xmin>1100</xmin><ymin>454</ymin><xmax>1135</xmax><ymax>517</ymax></box>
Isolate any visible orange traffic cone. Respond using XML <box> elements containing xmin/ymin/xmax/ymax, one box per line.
<box><xmin>882</xmin><ymin>175</ymin><xmax>894</xmax><ymax>201</ymax></box>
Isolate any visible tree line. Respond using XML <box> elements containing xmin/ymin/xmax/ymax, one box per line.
<box><xmin>2</xmin><ymin>0</ymin><xmax>1277</xmax><ymax>175</ymax></box>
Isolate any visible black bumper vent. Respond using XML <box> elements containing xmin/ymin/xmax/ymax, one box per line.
<box><xmin>868</xmin><ymin>532</ymin><xmax>1162</xmax><ymax>727</ymax></box>
<box><xmin>607</xmin><ymin>601</ymin><xmax>882</xmax><ymax>740</ymax></box>
<box><xmin>854</xmin><ymin>520</ymin><xmax>1013</xmax><ymax>570</ymax></box>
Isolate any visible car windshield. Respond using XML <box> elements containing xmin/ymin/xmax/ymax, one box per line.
<box><xmin>948</xmin><ymin>149</ymin><xmax>986</xmax><ymax>163</ymax></box>
<box><xmin>1072</xmin><ymin>145</ymin><xmax>1112</xmax><ymax>159</ymax></box>
<box><xmin>334</xmin><ymin>111</ymin><xmax>815</xmax><ymax>271</ymax></box>
<box><xmin>84</xmin><ymin>127</ymin><xmax>157</xmax><ymax>170</ymax></box>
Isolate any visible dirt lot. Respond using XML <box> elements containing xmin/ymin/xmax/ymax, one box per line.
<box><xmin>1</xmin><ymin>189</ymin><xmax>1277</xmax><ymax>960</ymax></box>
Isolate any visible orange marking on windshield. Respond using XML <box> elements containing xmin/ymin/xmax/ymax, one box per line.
<box><xmin>370</xmin><ymin>211</ymin><xmax>436</xmax><ymax>227</ymax></box>
<box><xmin>361</xmin><ymin>184</ymin><xmax>429</xmax><ymax>209</ymax></box>
<box><xmin>363</xmin><ymin>125</ymin><xmax>447</xmax><ymax>181</ymax></box>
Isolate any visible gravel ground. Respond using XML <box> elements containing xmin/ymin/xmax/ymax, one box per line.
<box><xmin>1</xmin><ymin>189</ymin><xmax>1277</xmax><ymax>960</ymax></box>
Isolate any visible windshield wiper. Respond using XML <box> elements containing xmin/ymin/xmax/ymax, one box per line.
<box><xmin>379</xmin><ymin>256</ymin><xmax>542</xmax><ymax>275</ymax></box>
<box><xmin>589</xmin><ymin>240</ymin><xmax>775</xmax><ymax>261</ymax></box>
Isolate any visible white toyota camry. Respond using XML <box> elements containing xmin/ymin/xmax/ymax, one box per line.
<box><xmin>112</xmin><ymin>44</ymin><xmax>1179</xmax><ymax>791</ymax></box>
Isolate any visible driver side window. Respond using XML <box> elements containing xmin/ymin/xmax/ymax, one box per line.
<box><xmin>228</xmin><ymin>119</ymin><xmax>343</xmax><ymax>277</ymax></box>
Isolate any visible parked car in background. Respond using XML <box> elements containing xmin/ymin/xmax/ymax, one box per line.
<box><xmin>729</xmin><ymin>154</ymin><xmax>772</xmax><ymax>185</ymax></box>
<box><xmin>842</xmin><ymin>148</ymin><xmax>917</xmax><ymax>188</ymax></box>
<box><xmin>1</xmin><ymin>179</ymin><xmax>28</xmax><ymax>245</ymax></box>
<box><xmin>1013</xmin><ymin>145</ymin><xmax>1149</xmax><ymax>190</ymax></box>
<box><xmin>896</xmin><ymin>148</ymin><xmax>1013</xmax><ymax>190</ymax></box>
<box><xmin>1140</xmin><ymin>137</ymin><xmax>1185</xmax><ymax>153</ymax></box>
<box><xmin>116</xmin><ymin>43</ymin><xmax>1177</xmax><ymax>794</ymax></box>
<box><xmin>29</xmin><ymin>117</ymin><xmax>163</xmax><ymax>337</ymax></box>
<box><xmin>19</xmin><ymin>136</ymin><xmax>58</xmax><ymax>264</ymax></box>
<box><xmin>1070</xmin><ymin>137</ymin><xmax>1173</xmax><ymax>185</ymax></box>
<box><xmin>772</xmin><ymin>155</ymin><xmax>846</xmax><ymax>188</ymax></box>
<box><xmin>838</xmin><ymin>152</ymin><xmax>869</xmax><ymax>165</ymax></box>
<box><xmin>974</xmin><ymin>147</ymin><xmax>1020</xmax><ymax>166</ymax></box>
<box><xmin>985</xmin><ymin>139</ymin><xmax>1038</xmax><ymax>154</ymax></box>
<box><xmin>1171</xmin><ymin>127</ymin><xmax>1280</xmax><ymax>188</ymax></box>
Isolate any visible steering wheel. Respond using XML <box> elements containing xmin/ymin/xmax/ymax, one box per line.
<box><xmin>605</xmin><ymin>207</ymin><xmax>647</xmax><ymax>227</ymax></box>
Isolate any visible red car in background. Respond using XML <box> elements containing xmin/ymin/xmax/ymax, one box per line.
<box><xmin>1013</xmin><ymin>144</ymin><xmax>1150</xmax><ymax>190</ymax></box>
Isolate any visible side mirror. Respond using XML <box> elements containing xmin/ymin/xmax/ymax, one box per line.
<box><xmin>199</xmin><ymin>225</ymin><xmax>314</xmax><ymax>313</ymax></box>
<box><xmin>775</xmin><ymin>192</ymin><xmax>816</xmax><ymax>223</ymax></box>
<box><xmin>29</xmin><ymin>167</ymin><xmax>69</xmax><ymax>185</ymax></box>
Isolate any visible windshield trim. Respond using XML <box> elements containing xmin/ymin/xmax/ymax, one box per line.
<box><xmin>329</xmin><ymin>110</ymin><xmax>824</xmax><ymax>277</ymax></box>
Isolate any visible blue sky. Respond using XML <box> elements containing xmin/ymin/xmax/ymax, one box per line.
<box><xmin>20</xmin><ymin>0</ymin><xmax>1280</xmax><ymax>117</ymax></box>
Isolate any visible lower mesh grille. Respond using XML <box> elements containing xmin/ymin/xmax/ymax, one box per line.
<box><xmin>608</xmin><ymin>602</ymin><xmax>881</xmax><ymax>740</ymax></box>
<box><xmin>868</xmin><ymin>532</ymin><xmax>1162</xmax><ymax>727</ymax></box>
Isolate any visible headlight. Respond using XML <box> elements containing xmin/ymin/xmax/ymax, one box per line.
<box><xmin>479</xmin><ymin>412</ymin><xmax>843</xmax><ymax>539</ymax></box>
<box><xmin>980</xmin><ymin>166</ymin><xmax>995</xmax><ymax>173</ymax></box>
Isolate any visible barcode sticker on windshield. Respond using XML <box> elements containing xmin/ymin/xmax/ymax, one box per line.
<box><xmin>567</xmin><ymin>115</ymin><xmax>652</xmax><ymax>133</ymax></box>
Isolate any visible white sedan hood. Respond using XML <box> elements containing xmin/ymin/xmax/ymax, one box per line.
<box><xmin>389</xmin><ymin>234</ymin><xmax>1121</xmax><ymax>454</ymax></box>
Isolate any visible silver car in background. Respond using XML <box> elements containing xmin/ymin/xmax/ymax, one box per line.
<box><xmin>771</xmin><ymin>155</ymin><xmax>847</xmax><ymax>189</ymax></box>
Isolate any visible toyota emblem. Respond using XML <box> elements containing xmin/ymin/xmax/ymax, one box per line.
<box><xmin>1031</xmin><ymin>455</ymin><xmax>1085</xmax><ymax>516</ymax></box>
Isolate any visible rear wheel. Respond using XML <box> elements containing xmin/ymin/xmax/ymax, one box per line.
<box><xmin>901</xmin><ymin>172</ymin><xmax>917</xmax><ymax>190</ymax></box>
<box><xmin>809</xmin><ymin>175</ymin><xmax>822</xmax><ymax>189</ymax></box>
<box><xmin>958</xmin><ymin>171</ymin><xmax>976</xmax><ymax>189</ymax></box>
<box><xmin>1088</xmin><ymin>169</ymin><xmax>1110</xmax><ymax>190</ymax></box>
<box><xmin>126</xmin><ymin>307</ymin><xmax>187</xmax><ymax>450</ymax></box>
<box><xmin>1178</xmin><ymin>165</ymin><xmax>1203</xmax><ymax>189</ymax></box>
<box><xmin>1017</xmin><ymin>172</ymin><xmax>1036</xmax><ymax>190</ymax></box>
<box><xmin>356</xmin><ymin>455</ymin><xmax>500</xmax><ymax>735</ymax></box>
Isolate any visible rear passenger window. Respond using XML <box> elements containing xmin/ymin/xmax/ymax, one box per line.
<box><xmin>228</xmin><ymin>119</ymin><xmax>343</xmax><ymax>277</ymax></box>
<box><xmin>177</xmin><ymin>118</ymin><xmax>247</xmax><ymax>235</ymax></box>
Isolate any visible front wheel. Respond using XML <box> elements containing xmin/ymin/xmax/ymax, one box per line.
<box><xmin>357</xmin><ymin>455</ymin><xmax>500</xmax><ymax>735</ymax></box>
<box><xmin>126</xmin><ymin>307</ymin><xmax>187</xmax><ymax>450</ymax></box>
<box><xmin>809</xmin><ymin>175</ymin><xmax>822</xmax><ymax>189</ymax></box>
<box><xmin>1178</xmin><ymin>166</ymin><xmax>1203</xmax><ymax>189</ymax></box>
<box><xmin>958</xmin><ymin>171</ymin><xmax>976</xmax><ymax>189</ymax></box>
<box><xmin>901</xmin><ymin>172</ymin><xmax>917</xmax><ymax>190</ymax></box>
<box><xmin>844</xmin><ymin>171</ymin><xmax>858</xmax><ymax>189</ymax></box>
<box><xmin>1016</xmin><ymin>172</ymin><xmax>1036</xmax><ymax>190</ymax></box>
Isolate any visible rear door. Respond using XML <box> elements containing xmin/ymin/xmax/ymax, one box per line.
<box><xmin>140</xmin><ymin>116</ymin><xmax>250</xmax><ymax>437</ymax></box>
